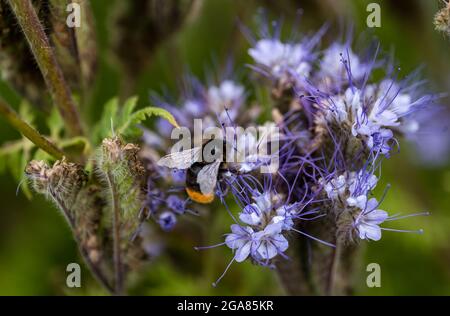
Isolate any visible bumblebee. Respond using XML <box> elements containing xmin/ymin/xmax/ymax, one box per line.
<box><xmin>158</xmin><ymin>139</ymin><xmax>233</xmax><ymax>204</ymax></box>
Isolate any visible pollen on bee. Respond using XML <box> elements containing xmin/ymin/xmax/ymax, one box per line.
<box><xmin>186</xmin><ymin>188</ymin><xmax>215</xmax><ymax>204</ymax></box>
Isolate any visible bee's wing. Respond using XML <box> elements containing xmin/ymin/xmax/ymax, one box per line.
<box><xmin>157</xmin><ymin>147</ymin><xmax>202</xmax><ymax>169</ymax></box>
<box><xmin>197</xmin><ymin>160</ymin><xmax>221</xmax><ymax>195</ymax></box>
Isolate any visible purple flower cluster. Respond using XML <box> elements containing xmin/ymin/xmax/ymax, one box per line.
<box><xmin>140</xmin><ymin>15</ymin><xmax>443</xmax><ymax>284</ymax></box>
<box><xmin>150</xmin><ymin>73</ymin><xmax>247</xmax><ymax>138</ymax></box>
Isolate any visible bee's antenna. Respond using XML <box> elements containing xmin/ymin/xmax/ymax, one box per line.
<box><xmin>223</xmin><ymin>106</ymin><xmax>234</xmax><ymax>125</ymax></box>
<box><xmin>223</xmin><ymin>106</ymin><xmax>241</xmax><ymax>155</ymax></box>
<box><xmin>213</xmin><ymin>109</ymin><xmax>227</xmax><ymax>135</ymax></box>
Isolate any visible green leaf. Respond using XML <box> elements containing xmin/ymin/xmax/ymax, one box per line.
<box><xmin>60</xmin><ymin>136</ymin><xmax>91</xmax><ymax>156</ymax></box>
<box><xmin>93</xmin><ymin>98</ymin><xmax>119</xmax><ymax>144</ymax></box>
<box><xmin>18</xmin><ymin>100</ymin><xmax>35</xmax><ymax>126</ymax></box>
<box><xmin>0</xmin><ymin>139</ymin><xmax>34</xmax><ymax>199</ymax></box>
<box><xmin>46</xmin><ymin>107</ymin><xmax>65</xmax><ymax>141</ymax></box>
<box><xmin>117</xmin><ymin>106</ymin><xmax>180</xmax><ymax>139</ymax></box>
<box><xmin>119</xmin><ymin>96</ymin><xmax>138</xmax><ymax>127</ymax></box>
<box><xmin>93</xmin><ymin>96</ymin><xmax>179</xmax><ymax>142</ymax></box>
<box><xmin>33</xmin><ymin>148</ymin><xmax>52</xmax><ymax>162</ymax></box>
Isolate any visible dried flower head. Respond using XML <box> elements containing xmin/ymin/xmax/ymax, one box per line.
<box><xmin>434</xmin><ymin>1</ymin><xmax>450</xmax><ymax>37</ymax></box>
<box><xmin>25</xmin><ymin>157</ymin><xmax>87</xmax><ymax>208</ymax></box>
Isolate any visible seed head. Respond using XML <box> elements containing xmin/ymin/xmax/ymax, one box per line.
<box><xmin>434</xmin><ymin>1</ymin><xmax>450</xmax><ymax>37</ymax></box>
<box><xmin>25</xmin><ymin>157</ymin><xmax>87</xmax><ymax>205</ymax></box>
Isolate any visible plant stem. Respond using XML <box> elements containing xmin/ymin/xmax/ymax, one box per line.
<box><xmin>0</xmin><ymin>98</ymin><xmax>65</xmax><ymax>159</ymax></box>
<box><xmin>106</xmin><ymin>171</ymin><xmax>124</xmax><ymax>295</ymax></box>
<box><xmin>77</xmin><ymin>239</ymin><xmax>115</xmax><ymax>295</ymax></box>
<box><xmin>50</xmin><ymin>189</ymin><xmax>114</xmax><ymax>294</ymax></box>
<box><xmin>7</xmin><ymin>0</ymin><xmax>84</xmax><ymax>136</ymax></box>
<box><xmin>275</xmin><ymin>238</ymin><xmax>315</xmax><ymax>295</ymax></box>
<box><xmin>325</xmin><ymin>242</ymin><xmax>339</xmax><ymax>296</ymax></box>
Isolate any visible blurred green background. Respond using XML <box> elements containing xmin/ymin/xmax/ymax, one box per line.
<box><xmin>0</xmin><ymin>0</ymin><xmax>449</xmax><ymax>295</ymax></box>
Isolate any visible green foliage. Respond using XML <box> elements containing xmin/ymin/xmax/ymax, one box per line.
<box><xmin>93</xmin><ymin>96</ymin><xmax>179</xmax><ymax>144</ymax></box>
<box><xmin>46</xmin><ymin>107</ymin><xmax>91</xmax><ymax>157</ymax></box>
<box><xmin>47</xmin><ymin>107</ymin><xmax>65</xmax><ymax>141</ymax></box>
<box><xmin>0</xmin><ymin>103</ymin><xmax>91</xmax><ymax>199</ymax></box>
<box><xmin>0</xmin><ymin>101</ymin><xmax>38</xmax><ymax>198</ymax></box>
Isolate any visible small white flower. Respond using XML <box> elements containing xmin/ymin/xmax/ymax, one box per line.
<box><xmin>253</xmin><ymin>222</ymin><xmax>288</xmax><ymax>260</ymax></box>
<box><xmin>254</xmin><ymin>192</ymin><xmax>272</xmax><ymax>213</ymax></box>
<box><xmin>366</xmin><ymin>128</ymin><xmax>394</xmax><ymax>154</ymax></box>
<box><xmin>249</xmin><ymin>39</ymin><xmax>286</xmax><ymax>68</ymax></box>
<box><xmin>366</xmin><ymin>80</ymin><xmax>416</xmax><ymax>134</ymax></box>
<box><xmin>225</xmin><ymin>224</ymin><xmax>255</xmax><ymax>262</ymax></box>
<box><xmin>322</xmin><ymin>171</ymin><xmax>378</xmax><ymax>204</ymax></box>
<box><xmin>249</xmin><ymin>39</ymin><xmax>311</xmax><ymax>79</ymax></box>
<box><xmin>352</xmin><ymin>105</ymin><xmax>379</xmax><ymax>137</ymax></box>
<box><xmin>319</xmin><ymin>43</ymin><xmax>367</xmax><ymax>82</ymax></box>
<box><xmin>207</xmin><ymin>80</ymin><xmax>245</xmax><ymax>120</ymax></box>
<box><xmin>325</xmin><ymin>88</ymin><xmax>362</xmax><ymax>125</ymax></box>
<box><xmin>184</xmin><ymin>99</ymin><xmax>204</xmax><ymax>116</ymax></box>
<box><xmin>324</xmin><ymin>174</ymin><xmax>348</xmax><ymax>199</ymax></box>
<box><xmin>225</xmin><ymin>221</ymin><xmax>289</xmax><ymax>262</ymax></box>
<box><xmin>348</xmin><ymin>171</ymin><xmax>378</xmax><ymax>197</ymax></box>
<box><xmin>208</xmin><ymin>80</ymin><xmax>244</xmax><ymax>108</ymax></box>
<box><xmin>346</xmin><ymin>194</ymin><xmax>368</xmax><ymax>208</ymax></box>
<box><xmin>274</xmin><ymin>205</ymin><xmax>296</xmax><ymax>230</ymax></box>
<box><xmin>238</xmin><ymin>193</ymin><xmax>272</xmax><ymax>226</ymax></box>
<box><xmin>239</xmin><ymin>204</ymin><xmax>262</xmax><ymax>226</ymax></box>
<box><xmin>353</xmin><ymin>197</ymin><xmax>388</xmax><ymax>241</ymax></box>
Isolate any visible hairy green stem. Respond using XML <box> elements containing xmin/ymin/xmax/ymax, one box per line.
<box><xmin>7</xmin><ymin>0</ymin><xmax>84</xmax><ymax>136</ymax></box>
<box><xmin>50</xmin><ymin>189</ymin><xmax>114</xmax><ymax>294</ymax></box>
<box><xmin>0</xmin><ymin>98</ymin><xmax>65</xmax><ymax>159</ymax></box>
<box><xmin>325</xmin><ymin>242</ymin><xmax>339</xmax><ymax>296</ymax></box>
<box><xmin>275</xmin><ymin>237</ymin><xmax>315</xmax><ymax>295</ymax></box>
<box><xmin>106</xmin><ymin>171</ymin><xmax>124</xmax><ymax>295</ymax></box>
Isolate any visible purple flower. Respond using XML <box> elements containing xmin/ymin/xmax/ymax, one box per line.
<box><xmin>238</xmin><ymin>193</ymin><xmax>271</xmax><ymax>224</ymax></box>
<box><xmin>318</xmin><ymin>87</ymin><xmax>400</xmax><ymax>156</ymax></box>
<box><xmin>239</xmin><ymin>204</ymin><xmax>263</xmax><ymax>226</ymax></box>
<box><xmin>170</xmin><ymin>169</ymin><xmax>186</xmax><ymax>183</ymax></box>
<box><xmin>225</xmin><ymin>224</ymin><xmax>255</xmax><ymax>262</ymax></box>
<box><xmin>150</xmin><ymin>73</ymin><xmax>247</xmax><ymax>137</ymax></box>
<box><xmin>321</xmin><ymin>170</ymin><xmax>378</xmax><ymax>204</ymax></box>
<box><xmin>252</xmin><ymin>222</ymin><xmax>289</xmax><ymax>261</ymax></box>
<box><xmin>207</xmin><ymin>80</ymin><xmax>245</xmax><ymax>121</ymax></box>
<box><xmin>317</xmin><ymin>43</ymin><xmax>371</xmax><ymax>89</ymax></box>
<box><xmin>158</xmin><ymin>211</ymin><xmax>177</xmax><ymax>231</ymax></box>
<box><xmin>166</xmin><ymin>195</ymin><xmax>186</xmax><ymax>215</ymax></box>
<box><xmin>225</xmin><ymin>222</ymin><xmax>288</xmax><ymax>263</ymax></box>
<box><xmin>273</xmin><ymin>204</ymin><xmax>297</xmax><ymax>230</ymax></box>
<box><xmin>245</xmin><ymin>15</ymin><xmax>325</xmax><ymax>88</ymax></box>
<box><xmin>367</xmin><ymin>128</ymin><xmax>394</xmax><ymax>156</ymax></box>
<box><xmin>249</xmin><ymin>39</ymin><xmax>311</xmax><ymax>80</ymax></box>
<box><xmin>353</xmin><ymin>197</ymin><xmax>388</xmax><ymax>241</ymax></box>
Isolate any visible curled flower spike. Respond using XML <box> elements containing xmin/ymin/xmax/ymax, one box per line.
<box><xmin>151</xmin><ymin>71</ymin><xmax>247</xmax><ymax>141</ymax></box>
<box><xmin>317</xmin><ymin>42</ymin><xmax>373</xmax><ymax>90</ymax></box>
<box><xmin>245</xmin><ymin>15</ymin><xmax>326</xmax><ymax>95</ymax></box>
